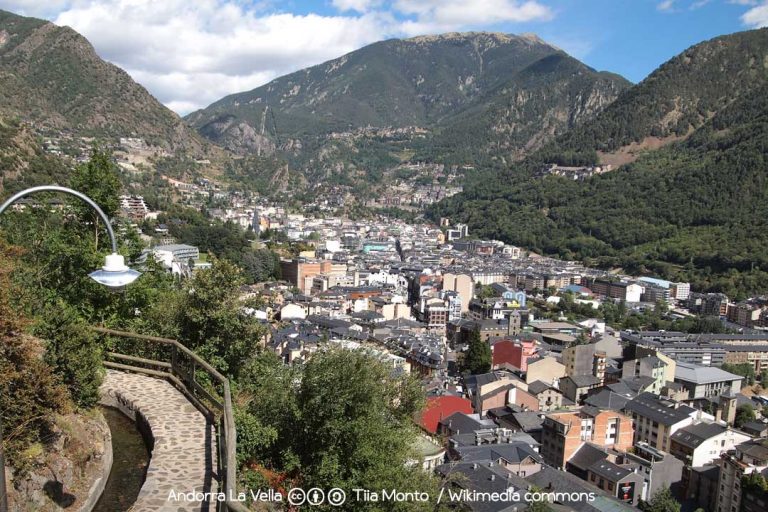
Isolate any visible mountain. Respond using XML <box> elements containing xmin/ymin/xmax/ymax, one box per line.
<box><xmin>538</xmin><ymin>27</ymin><xmax>768</xmax><ymax>166</ymax></box>
<box><xmin>0</xmin><ymin>116</ymin><xmax>69</xmax><ymax>192</ymax></box>
<box><xmin>186</xmin><ymin>32</ymin><xmax>630</xmax><ymax>162</ymax></box>
<box><xmin>0</xmin><ymin>9</ymin><xmax>205</xmax><ymax>153</ymax></box>
<box><xmin>430</xmin><ymin>28</ymin><xmax>768</xmax><ymax>298</ymax></box>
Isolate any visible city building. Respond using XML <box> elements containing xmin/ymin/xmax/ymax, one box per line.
<box><xmin>540</xmin><ymin>407</ymin><xmax>634</xmax><ymax>469</ymax></box>
<box><xmin>674</xmin><ymin>362</ymin><xmax>744</xmax><ymax>400</ymax></box>
<box><xmin>621</xmin><ymin>355</ymin><xmax>672</xmax><ymax>395</ymax></box>
<box><xmin>527</xmin><ymin>381</ymin><xmax>564</xmax><ymax>412</ymax></box>
<box><xmin>716</xmin><ymin>439</ymin><xmax>768</xmax><ymax>512</ymax></box>
<box><xmin>152</xmin><ymin>243</ymin><xmax>200</xmax><ymax>270</ymax></box>
<box><xmin>671</xmin><ymin>422</ymin><xmax>750</xmax><ymax>468</ymax></box>
<box><xmin>623</xmin><ymin>392</ymin><xmax>700</xmax><ymax>452</ymax></box>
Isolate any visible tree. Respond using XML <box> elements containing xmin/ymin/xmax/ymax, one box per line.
<box><xmin>640</xmin><ymin>486</ymin><xmax>680</xmax><ymax>512</ymax></box>
<box><xmin>69</xmin><ymin>148</ymin><xmax>122</xmax><ymax>250</ymax></box>
<box><xmin>463</xmin><ymin>330</ymin><xmax>491</xmax><ymax>375</ymax></box>
<box><xmin>33</xmin><ymin>301</ymin><xmax>104</xmax><ymax>408</ymax></box>
<box><xmin>742</xmin><ymin>472</ymin><xmax>768</xmax><ymax>492</ymax></box>
<box><xmin>169</xmin><ymin>257</ymin><xmax>267</xmax><ymax>378</ymax></box>
<box><xmin>721</xmin><ymin>363</ymin><xmax>755</xmax><ymax>386</ymax></box>
<box><xmin>735</xmin><ymin>404</ymin><xmax>756</xmax><ymax>428</ymax></box>
<box><xmin>237</xmin><ymin>348</ymin><xmax>441</xmax><ymax>511</ymax></box>
<box><xmin>0</xmin><ymin>243</ymin><xmax>71</xmax><ymax>472</ymax></box>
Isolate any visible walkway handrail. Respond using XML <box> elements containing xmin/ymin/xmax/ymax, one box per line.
<box><xmin>91</xmin><ymin>327</ymin><xmax>249</xmax><ymax>512</ymax></box>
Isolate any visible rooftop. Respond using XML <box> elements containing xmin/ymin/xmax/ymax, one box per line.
<box><xmin>624</xmin><ymin>392</ymin><xmax>696</xmax><ymax>426</ymax></box>
<box><xmin>675</xmin><ymin>361</ymin><xmax>744</xmax><ymax>384</ymax></box>
<box><xmin>670</xmin><ymin>422</ymin><xmax>727</xmax><ymax>449</ymax></box>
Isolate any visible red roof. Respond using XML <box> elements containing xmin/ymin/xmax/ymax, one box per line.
<box><xmin>492</xmin><ymin>339</ymin><xmax>522</xmax><ymax>367</ymax></box>
<box><xmin>418</xmin><ymin>396</ymin><xmax>473</xmax><ymax>434</ymax></box>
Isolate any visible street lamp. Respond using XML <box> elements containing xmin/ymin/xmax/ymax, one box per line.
<box><xmin>0</xmin><ymin>185</ymin><xmax>141</xmax><ymax>288</ymax></box>
<box><xmin>0</xmin><ymin>185</ymin><xmax>141</xmax><ymax>512</ymax></box>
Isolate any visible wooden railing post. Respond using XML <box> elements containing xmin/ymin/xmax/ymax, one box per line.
<box><xmin>90</xmin><ymin>327</ymin><xmax>250</xmax><ymax>512</ymax></box>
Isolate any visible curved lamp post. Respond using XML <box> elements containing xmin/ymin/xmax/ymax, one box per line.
<box><xmin>0</xmin><ymin>185</ymin><xmax>141</xmax><ymax>288</ymax></box>
<box><xmin>0</xmin><ymin>186</ymin><xmax>142</xmax><ymax>512</ymax></box>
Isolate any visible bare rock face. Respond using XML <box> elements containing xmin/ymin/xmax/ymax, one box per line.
<box><xmin>197</xmin><ymin>114</ymin><xmax>276</xmax><ymax>155</ymax></box>
<box><xmin>7</xmin><ymin>412</ymin><xmax>111</xmax><ymax>512</ymax></box>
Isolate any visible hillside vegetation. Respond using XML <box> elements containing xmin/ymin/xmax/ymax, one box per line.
<box><xmin>187</xmin><ymin>32</ymin><xmax>629</xmax><ymax>171</ymax></box>
<box><xmin>0</xmin><ymin>9</ymin><xmax>207</xmax><ymax>153</ymax></box>
<box><xmin>430</xmin><ymin>29</ymin><xmax>768</xmax><ymax>298</ymax></box>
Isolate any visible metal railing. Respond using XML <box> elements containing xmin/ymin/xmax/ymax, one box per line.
<box><xmin>92</xmin><ymin>327</ymin><xmax>249</xmax><ymax>512</ymax></box>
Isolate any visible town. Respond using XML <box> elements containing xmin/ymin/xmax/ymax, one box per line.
<box><xmin>3</xmin><ymin>5</ymin><xmax>768</xmax><ymax>511</ymax></box>
<box><xmin>109</xmin><ymin>160</ymin><xmax>768</xmax><ymax>512</ymax></box>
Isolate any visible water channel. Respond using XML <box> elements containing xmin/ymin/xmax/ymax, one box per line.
<box><xmin>92</xmin><ymin>407</ymin><xmax>150</xmax><ymax>512</ymax></box>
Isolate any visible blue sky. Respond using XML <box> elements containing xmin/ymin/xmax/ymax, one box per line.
<box><xmin>0</xmin><ymin>0</ymin><xmax>765</xmax><ymax>113</ymax></box>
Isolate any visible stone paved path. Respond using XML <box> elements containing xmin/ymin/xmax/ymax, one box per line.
<box><xmin>100</xmin><ymin>370</ymin><xmax>219</xmax><ymax>512</ymax></box>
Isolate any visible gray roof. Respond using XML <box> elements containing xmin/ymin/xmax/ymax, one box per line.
<box><xmin>440</xmin><ymin>412</ymin><xmax>495</xmax><ymax>435</ymax></box>
<box><xmin>449</xmin><ymin>431</ymin><xmax>540</xmax><ymax>448</ymax></box>
<box><xmin>675</xmin><ymin>361</ymin><xmax>744</xmax><ymax>384</ymax></box>
<box><xmin>567</xmin><ymin>374</ymin><xmax>601</xmax><ymax>388</ymax></box>
<box><xmin>585</xmin><ymin>389</ymin><xmax>631</xmax><ymax>411</ymax></box>
<box><xmin>606</xmin><ymin>381</ymin><xmax>638</xmax><ymax>397</ymax></box>
<box><xmin>737</xmin><ymin>440</ymin><xmax>768</xmax><ymax>462</ymax></box>
<box><xmin>568</xmin><ymin>443</ymin><xmax>609</xmax><ymax>471</ymax></box>
<box><xmin>671</xmin><ymin>422</ymin><xmax>727</xmax><ymax>449</ymax></box>
<box><xmin>456</xmin><ymin>442</ymin><xmax>543</xmax><ymax>465</ymax></box>
<box><xmin>436</xmin><ymin>462</ymin><xmax>528</xmax><ymax>512</ymax></box>
<box><xmin>621</xmin><ymin>376</ymin><xmax>657</xmax><ymax>393</ymax></box>
<box><xmin>464</xmin><ymin>372</ymin><xmax>501</xmax><ymax>390</ymax></box>
<box><xmin>528</xmin><ymin>380</ymin><xmax>556</xmax><ymax>395</ymax></box>
<box><xmin>624</xmin><ymin>392</ymin><xmax>696</xmax><ymax>426</ymax></box>
<box><xmin>153</xmin><ymin>243</ymin><xmax>198</xmax><ymax>251</ymax></box>
<box><xmin>741</xmin><ymin>421</ymin><xmax>768</xmax><ymax>434</ymax></box>
<box><xmin>526</xmin><ymin>467</ymin><xmax>635</xmax><ymax>512</ymax></box>
<box><xmin>589</xmin><ymin>460</ymin><xmax>633</xmax><ymax>481</ymax></box>
<box><xmin>690</xmin><ymin>464</ymin><xmax>720</xmax><ymax>479</ymax></box>
<box><xmin>510</xmin><ymin>412</ymin><xmax>545</xmax><ymax>432</ymax></box>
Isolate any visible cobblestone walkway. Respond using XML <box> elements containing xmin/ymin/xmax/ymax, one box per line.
<box><xmin>100</xmin><ymin>370</ymin><xmax>218</xmax><ymax>512</ymax></box>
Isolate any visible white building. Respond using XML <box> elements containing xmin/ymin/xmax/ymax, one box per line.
<box><xmin>670</xmin><ymin>422</ymin><xmax>751</xmax><ymax>467</ymax></box>
<box><xmin>152</xmin><ymin>244</ymin><xmax>200</xmax><ymax>269</ymax></box>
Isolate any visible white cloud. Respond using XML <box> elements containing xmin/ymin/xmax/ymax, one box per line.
<box><xmin>0</xmin><ymin>0</ymin><xmax>558</xmax><ymax>114</ymax></box>
<box><xmin>332</xmin><ymin>0</ymin><xmax>382</xmax><ymax>13</ymax></box>
<box><xmin>395</xmin><ymin>0</ymin><xmax>553</xmax><ymax>35</ymax></box>
<box><xmin>741</xmin><ymin>0</ymin><xmax>768</xmax><ymax>27</ymax></box>
<box><xmin>40</xmin><ymin>0</ymin><xmax>397</xmax><ymax>114</ymax></box>
<box><xmin>690</xmin><ymin>0</ymin><xmax>711</xmax><ymax>9</ymax></box>
<box><xmin>657</xmin><ymin>0</ymin><xmax>675</xmax><ymax>11</ymax></box>
<box><xmin>0</xmin><ymin>0</ymin><xmax>72</xmax><ymax>17</ymax></box>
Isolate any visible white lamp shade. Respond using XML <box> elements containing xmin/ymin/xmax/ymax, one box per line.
<box><xmin>89</xmin><ymin>253</ymin><xmax>141</xmax><ymax>288</ymax></box>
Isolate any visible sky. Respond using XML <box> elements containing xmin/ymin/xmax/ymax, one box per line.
<box><xmin>1</xmin><ymin>0</ymin><xmax>767</xmax><ymax>116</ymax></box>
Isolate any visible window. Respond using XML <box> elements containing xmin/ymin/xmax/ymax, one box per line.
<box><xmin>608</xmin><ymin>483</ymin><xmax>614</xmax><ymax>491</ymax></box>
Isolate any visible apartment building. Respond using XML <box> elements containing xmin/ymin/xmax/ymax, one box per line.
<box><xmin>716</xmin><ymin>440</ymin><xmax>768</xmax><ymax>512</ymax></box>
<box><xmin>623</xmin><ymin>393</ymin><xmax>699</xmax><ymax>452</ymax></box>
<box><xmin>540</xmin><ymin>407</ymin><xmax>634</xmax><ymax>469</ymax></box>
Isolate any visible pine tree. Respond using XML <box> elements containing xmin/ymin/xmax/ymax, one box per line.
<box><xmin>463</xmin><ymin>329</ymin><xmax>492</xmax><ymax>375</ymax></box>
